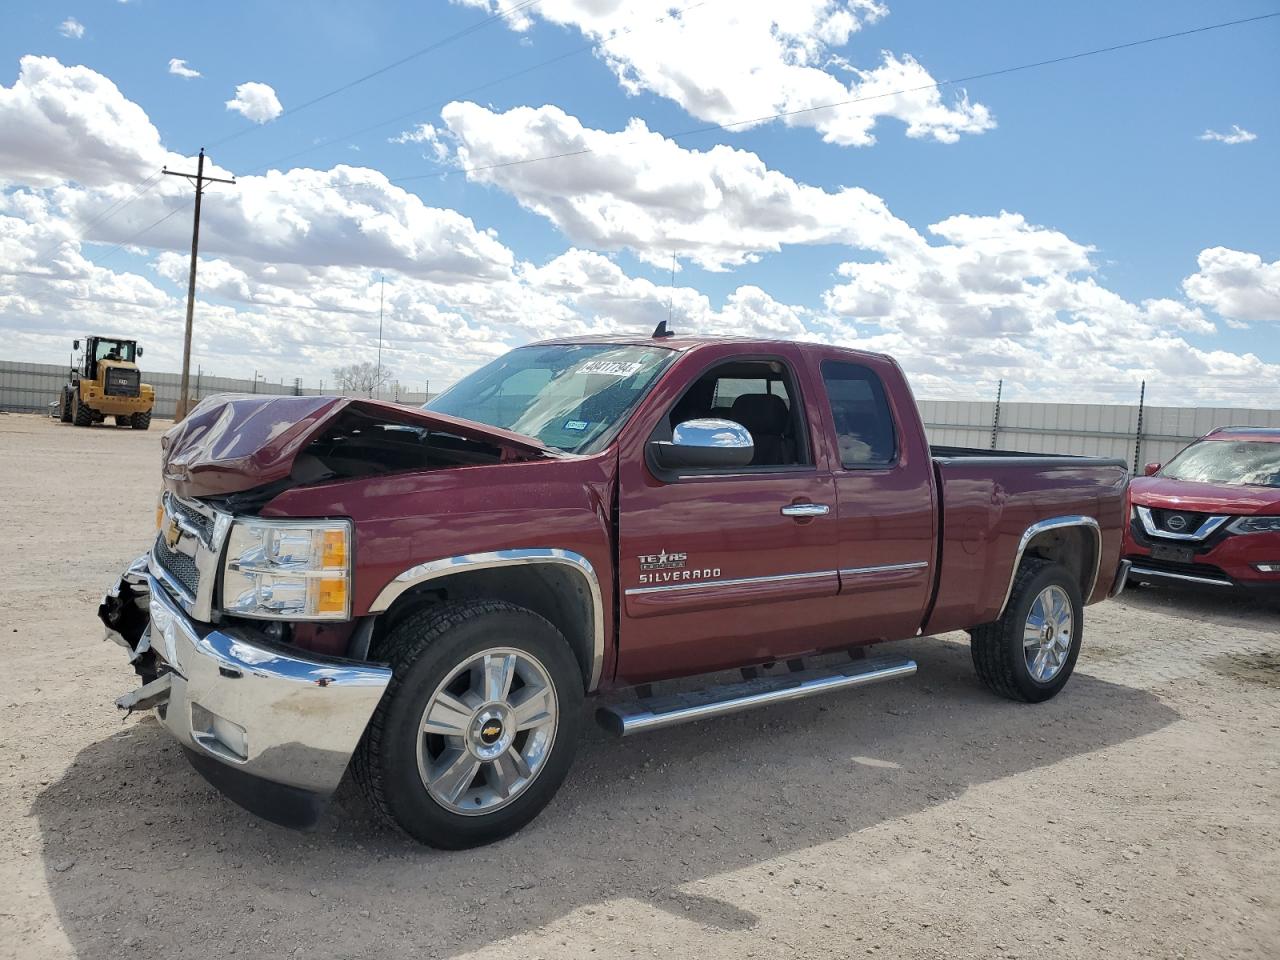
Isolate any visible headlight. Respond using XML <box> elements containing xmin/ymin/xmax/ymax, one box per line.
<box><xmin>1228</xmin><ymin>516</ymin><xmax>1280</xmax><ymax>535</ymax></box>
<box><xmin>221</xmin><ymin>518</ymin><xmax>352</xmax><ymax>620</ymax></box>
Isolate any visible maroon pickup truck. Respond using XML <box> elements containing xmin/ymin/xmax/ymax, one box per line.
<box><xmin>101</xmin><ymin>332</ymin><xmax>1129</xmax><ymax>847</ymax></box>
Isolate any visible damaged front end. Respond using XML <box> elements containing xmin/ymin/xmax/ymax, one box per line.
<box><xmin>101</xmin><ymin>558</ymin><xmax>392</xmax><ymax>828</ymax></box>
<box><xmin>97</xmin><ymin>394</ymin><xmax>560</xmax><ymax>828</ymax></box>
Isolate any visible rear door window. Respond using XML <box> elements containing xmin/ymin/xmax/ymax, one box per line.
<box><xmin>820</xmin><ymin>361</ymin><xmax>898</xmax><ymax>467</ymax></box>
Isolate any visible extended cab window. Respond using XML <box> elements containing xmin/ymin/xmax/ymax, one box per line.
<box><xmin>821</xmin><ymin>360</ymin><xmax>897</xmax><ymax>467</ymax></box>
<box><xmin>666</xmin><ymin>359</ymin><xmax>810</xmax><ymax>468</ymax></box>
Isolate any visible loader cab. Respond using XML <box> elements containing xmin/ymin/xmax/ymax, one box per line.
<box><xmin>75</xmin><ymin>336</ymin><xmax>141</xmax><ymax>381</ymax></box>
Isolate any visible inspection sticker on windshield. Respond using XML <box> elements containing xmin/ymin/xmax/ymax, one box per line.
<box><xmin>563</xmin><ymin>420</ymin><xmax>590</xmax><ymax>432</ymax></box>
<box><xmin>574</xmin><ymin>359</ymin><xmax>645</xmax><ymax>378</ymax></box>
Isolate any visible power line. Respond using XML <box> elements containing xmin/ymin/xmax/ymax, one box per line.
<box><xmin>88</xmin><ymin>204</ymin><xmax>187</xmax><ymax>266</ymax></box>
<box><xmin>34</xmin><ymin>171</ymin><xmax>163</xmax><ymax>263</ymax></box>
<box><xmin>389</xmin><ymin>10</ymin><xmax>1280</xmax><ymax>184</ymax></box>
<box><xmin>206</xmin><ymin>0</ymin><xmax>545</xmax><ymax>150</ymax></box>
<box><xmin>239</xmin><ymin>0</ymin><xmax>716</xmax><ymax>175</ymax></box>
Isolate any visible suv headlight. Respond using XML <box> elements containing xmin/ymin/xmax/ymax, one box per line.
<box><xmin>221</xmin><ymin>519</ymin><xmax>352</xmax><ymax>620</ymax></box>
<box><xmin>1228</xmin><ymin>516</ymin><xmax>1280</xmax><ymax>535</ymax></box>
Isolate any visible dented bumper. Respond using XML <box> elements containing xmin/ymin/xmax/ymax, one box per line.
<box><xmin>101</xmin><ymin>555</ymin><xmax>391</xmax><ymax>828</ymax></box>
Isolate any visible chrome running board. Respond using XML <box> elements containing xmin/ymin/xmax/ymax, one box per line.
<box><xmin>596</xmin><ymin>655</ymin><xmax>917</xmax><ymax>737</ymax></box>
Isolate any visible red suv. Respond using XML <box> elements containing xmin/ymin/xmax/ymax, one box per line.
<box><xmin>1125</xmin><ymin>426</ymin><xmax>1280</xmax><ymax>596</ymax></box>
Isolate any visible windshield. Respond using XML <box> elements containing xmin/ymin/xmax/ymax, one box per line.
<box><xmin>1160</xmin><ymin>439</ymin><xmax>1280</xmax><ymax>488</ymax></box>
<box><xmin>93</xmin><ymin>339</ymin><xmax>135</xmax><ymax>363</ymax></box>
<box><xmin>425</xmin><ymin>343</ymin><xmax>674</xmax><ymax>453</ymax></box>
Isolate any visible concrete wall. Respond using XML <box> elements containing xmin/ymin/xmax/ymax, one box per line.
<box><xmin>5</xmin><ymin>359</ymin><xmax>1277</xmax><ymax>469</ymax></box>
<box><xmin>0</xmin><ymin>359</ymin><xmax>430</xmax><ymax>420</ymax></box>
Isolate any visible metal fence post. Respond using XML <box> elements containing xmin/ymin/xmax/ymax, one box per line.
<box><xmin>990</xmin><ymin>379</ymin><xmax>1003</xmax><ymax>450</ymax></box>
<box><xmin>1132</xmin><ymin>380</ymin><xmax>1146</xmax><ymax>473</ymax></box>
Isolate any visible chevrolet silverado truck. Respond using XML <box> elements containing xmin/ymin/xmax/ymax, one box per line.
<box><xmin>100</xmin><ymin>333</ymin><xmax>1130</xmax><ymax>848</ymax></box>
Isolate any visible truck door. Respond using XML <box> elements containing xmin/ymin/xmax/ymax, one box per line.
<box><xmin>817</xmin><ymin>356</ymin><xmax>936</xmax><ymax>641</ymax></box>
<box><xmin>614</xmin><ymin>347</ymin><xmax>844</xmax><ymax>683</ymax></box>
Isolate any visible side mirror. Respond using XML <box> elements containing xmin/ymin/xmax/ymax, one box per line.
<box><xmin>73</xmin><ymin>340</ymin><xmax>80</xmax><ymax>351</ymax></box>
<box><xmin>137</xmin><ymin>347</ymin><xmax>144</xmax><ymax>357</ymax></box>
<box><xmin>649</xmin><ymin>418</ymin><xmax>754</xmax><ymax>470</ymax></box>
<box><xmin>1143</xmin><ymin>462</ymin><xmax>1161</xmax><ymax>477</ymax></box>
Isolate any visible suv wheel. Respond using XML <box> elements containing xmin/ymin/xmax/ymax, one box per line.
<box><xmin>968</xmin><ymin>559</ymin><xmax>1083</xmax><ymax>702</ymax></box>
<box><xmin>353</xmin><ymin>600</ymin><xmax>583</xmax><ymax>848</ymax></box>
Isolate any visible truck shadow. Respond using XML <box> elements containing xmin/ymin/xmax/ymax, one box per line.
<box><xmin>1116</xmin><ymin>582</ymin><xmax>1280</xmax><ymax>628</ymax></box>
<box><xmin>32</xmin><ymin>636</ymin><xmax>1177</xmax><ymax>959</ymax></box>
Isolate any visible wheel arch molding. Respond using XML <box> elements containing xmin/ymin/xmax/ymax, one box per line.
<box><xmin>997</xmin><ymin>516</ymin><xmax>1101</xmax><ymax>620</ymax></box>
<box><xmin>368</xmin><ymin>549</ymin><xmax>605</xmax><ymax>692</ymax></box>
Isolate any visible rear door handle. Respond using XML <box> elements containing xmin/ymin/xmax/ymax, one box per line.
<box><xmin>781</xmin><ymin>503</ymin><xmax>830</xmax><ymax>517</ymax></box>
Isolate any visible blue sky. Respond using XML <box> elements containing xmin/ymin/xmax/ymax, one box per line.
<box><xmin>1</xmin><ymin>1</ymin><xmax>1277</xmax><ymax>402</ymax></box>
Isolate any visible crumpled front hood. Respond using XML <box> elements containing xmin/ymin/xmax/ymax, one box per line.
<box><xmin>160</xmin><ymin>394</ymin><xmax>553</xmax><ymax>499</ymax></box>
<box><xmin>1129</xmin><ymin>475</ymin><xmax>1280</xmax><ymax>515</ymax></box>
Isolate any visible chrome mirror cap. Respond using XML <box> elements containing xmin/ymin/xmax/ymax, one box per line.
<box><xmin>672</xmin><ymin>418</ymin><xmax>753</xmax><ymax>450</ymax></box>
<box><xmin>651</xmin><ymin>418</ymin><xmax>754</xmax><ymax>470</ymax></box>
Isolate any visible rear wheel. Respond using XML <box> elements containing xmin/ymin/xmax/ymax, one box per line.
<box><xmin>114</xmin><ymin>415</ymin><xmax>130</xmax><ymax>426</ymax></box>
<box><xmin>353</xmin><ymin>599</ymin><xmax>583</xmax><ymax>848</ymax></box>
<box><xmin>72</xmin><ymin>392</ymin><xmax>93</xmax><ymax>427</ymax></box>
<box><xmin>968</xmin><ymin>559</ymin><xmax>1083</xmax><ymax>702</ymax></box>
<box><xmin>130</xmin><ymin>410</ymin><xmax>152</xmax><ymax>430</ymax></box>
<box><xmin>59</xmin><ymin>388</ymin><xmax>72</xmax><ymax>422</ymax></box>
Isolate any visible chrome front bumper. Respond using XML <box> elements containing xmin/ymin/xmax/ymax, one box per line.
<box><xmin>104</xmin><ymin>554</ymin><xmax>391</xmax><ymax>826</ymax></box>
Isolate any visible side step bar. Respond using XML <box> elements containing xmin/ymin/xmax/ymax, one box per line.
<box><xmin>596</xmin><ymin>654</ymin><xmax>916</xmax><ymax>737</ymax></box>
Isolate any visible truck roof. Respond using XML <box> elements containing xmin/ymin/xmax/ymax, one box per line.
<box><xmin>530</xmin><ymin>333</ymin><xmax>894</xmax><ymax>364</ymax></box>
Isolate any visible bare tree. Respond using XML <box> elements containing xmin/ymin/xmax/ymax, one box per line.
<box><xmin>332</xmin><ymin>361</ymin><xmax>393</xmax><ymax>397</ymax></box>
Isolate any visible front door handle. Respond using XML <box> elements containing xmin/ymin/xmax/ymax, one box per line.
<box><xmin>781</xmin><ymin>503</ymin><xmax>830</xmax><ymax>518</ymax></box>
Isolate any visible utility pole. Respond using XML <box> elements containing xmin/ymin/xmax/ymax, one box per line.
<box><xmin>376</xmin><ymin>275</ymin><xmax>385</xmax><ymax>400</ymax></box>
<box><xmin>164</xmin><ymin>148</ymin><xmax>235</xmax><ymax>421</ymax></box>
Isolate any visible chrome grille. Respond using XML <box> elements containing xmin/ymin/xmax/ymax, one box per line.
<box><xmin>169</xmin><ymin>496</ymin><xmax>215</xmax><ymax>544</ymax></box>
<box><xmin>154</xmin><ymin>533</ymin><xmax>200</xmax><ymax>598</ymax></box>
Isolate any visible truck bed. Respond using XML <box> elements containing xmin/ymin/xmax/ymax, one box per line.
<box><xmin>924</xmin><ymin>447</ymin><xmax>1130</xmax><ymax>636</ymax></box>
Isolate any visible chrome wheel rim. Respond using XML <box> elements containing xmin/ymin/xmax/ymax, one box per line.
<box><xmin>1023</xmin><ymin>585</ymin><xmax>1074</xmax><ymax>682</ymax></box>
<box><xmin>416</xmin><ymin>647</ymin><xmax>558</xmax><ymax>816</ymax></box>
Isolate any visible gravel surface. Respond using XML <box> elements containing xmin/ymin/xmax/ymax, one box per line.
<box><xmin>1</xmin><ymin>412</ymin><xmax>1277</xmax><ymax>960</ymax></box>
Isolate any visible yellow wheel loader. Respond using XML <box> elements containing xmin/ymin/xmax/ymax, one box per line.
<box><xmin>59</xmin><ymin>336</ymin><xmax>156</xmax><ymax>429</ymax></box>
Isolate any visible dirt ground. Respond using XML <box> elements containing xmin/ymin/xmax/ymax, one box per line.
<box><xmin>1</xmin><ymin>411</ymin><xmax>1277</xmax><ymax>960</ymax></box>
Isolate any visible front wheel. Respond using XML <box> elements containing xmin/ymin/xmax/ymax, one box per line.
<box><xmin>353</xmin><ymin>600</ymin><xmax>583</xmax><ymax>848</ymax></box>
<box><xmin>72</xmin><ymin>392</ymin><xmax>93</xmax><ymax>426</ymax></box>
<box><xmin>968</xmin><ymin>559</ymin><xmax>1083</xmax><ymax>702</ymax></box>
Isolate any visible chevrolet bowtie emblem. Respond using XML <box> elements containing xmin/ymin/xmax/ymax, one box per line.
<box><xmin>163</xmin><ymin>518</ymin><xmax>182</xmax><ymax>549</ymax></box>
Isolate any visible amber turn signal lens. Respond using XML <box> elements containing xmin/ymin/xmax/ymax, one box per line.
<box><xmin>321</xmin><ymin>529</ymin><xmax>347</xmax><ymax>569</ymax></box>
<box><xmin>316</xmin><ymin>578</ymin><xmax>347</xmax><ymax>615</ymax></box>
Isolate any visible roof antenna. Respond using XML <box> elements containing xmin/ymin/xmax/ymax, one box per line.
<box><xmin>653</xmin><ymin>251</ymin><xmax>676</xmax><ymax>338</ymax></box>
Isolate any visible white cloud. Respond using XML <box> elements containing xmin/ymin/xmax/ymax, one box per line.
<box><xmin>390</xmin><ymin>122</ymin><xmax>449</xmax><ymax>162</ymax></box>
<box><xmin>2</xmin><ymin>54</ymin><xmax>1277</xmax><ymax>404</ymax></box>
<box><xmin>57</xmin><ymin>18</ymin><xmax>84</xmax><ymax>39</ymax></box>
<box><xmin>1183</xmin><ymin>248</ymin><xmax>1280</xmax><ymax>323</ymax></box>
<box><xmin>167</xmin><ymin>58</ymin><xmax>201</xmax><ymax>79</ymax></box>
<box><xmin>451</xmin><ymin>1</ymin><xmax>992</xmax><ymax>146</ymax></box>
<box><xmin>437</xmin><ymin>101</ymin><xmax>918</xmax><ymax>270</ymax></box>
<box><xmin>0</xmin><ymin>55</ymin><xmax>164</xmax><ymax>186</ymax></box>
<box><xmin>1198</xmin><ymin>125</ymin><xmax>1257</xmax><ymax>145</ymax></box>
<box><xmin>225</xmin><ymin>81</ymin><xmax>283</xmax><ymax>123</ymax></box>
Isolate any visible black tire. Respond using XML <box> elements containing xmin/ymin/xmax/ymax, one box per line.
<box><xmin>72</xmin><ymin>392</ymin><xmax>93</xmax><ymax>426</ymax></box>
<box><xmin>59</xmin><ymin>388</ymin><xmax>72</xmax><ymax>422</ymax></box>
<box><xmin>968</xmin><ymin>559</ymin><xmax>1083</xmax><ymax>703</ymax></box>
<box><xmin>115</xmin><ymin>415</ymin><xmax>130</xmax><ymax>426</ymax></box>
<box><xmin>130</xmin><ymin>410</ymin><xmax>152</xmax><ymax>430</ymax></box>
<box><xmin>353</xmin><ymin>599</ymin><xmax>584</xmax><ymax>849</ymax></box>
